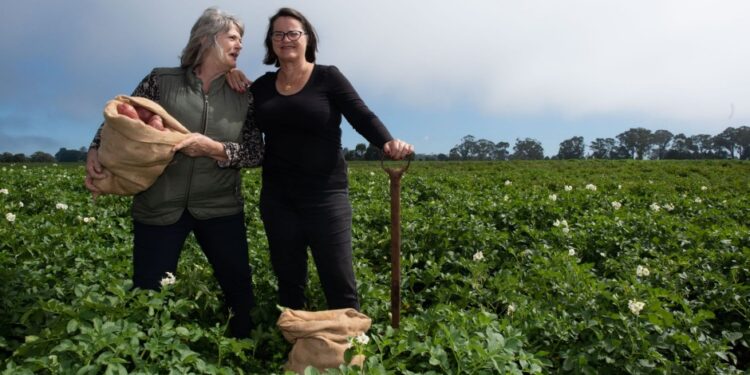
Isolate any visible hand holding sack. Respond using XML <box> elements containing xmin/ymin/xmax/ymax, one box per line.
<box><xmin>93</xmin><ymin>95</ymin><xmax>190</xmax><ymax>195</ymax></box>
<box><xmin>277</xmin><ymin>308</ymin><xmax>372</xmax><ymax>373</ymax></box>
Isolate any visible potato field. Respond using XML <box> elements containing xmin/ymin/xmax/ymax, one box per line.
<box><xmin>1</xmin><ymin>160</ymin><xmax>748</xmax><ymax>374</ymax></box>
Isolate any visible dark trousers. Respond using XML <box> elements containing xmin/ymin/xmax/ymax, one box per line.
<box><xmin>132</xmin><ymin>210</ymin><xmax>254</xmax><ymax>338</ymax></box>
<box><xmin>260</xmin><ymin>183</ymin><xmax>359</xmax><ymax>311</ymax></box>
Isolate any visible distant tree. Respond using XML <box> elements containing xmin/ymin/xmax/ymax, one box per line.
<box><xmin>364</xmin><ymin>143</ymin><xmax>381</xmax><ymax>160</ymax></box>
<box><xmin>616</xmin><ymin>127</ymin><xmax>653</xmax><ymax>159</ymax></box>
<box><xmin>736</xmin><ymin>126</ymin><xmax>750</xmax><ymax>159</ymax></box>
<box><xmin>589</xmin><ymin>138</ymin><xmax>616</xmax><ymax>159</ymax></box>
<box><xmin>449</xmin><ymin>135</ymin><xmax>478</xmax><ymax>160</ymax></box>
<box><xmin>12</xmin><ymin>153</ymin><xmax>28</xmax><ymax>162</ymax></box>
<box><xmin>612</xmin><ymin>145</ymin><xmax>632</xmax><ymax>159</ymax></box>
<box><xmin>494</xmin><ymin>141</ymin><xmax>510</xmax><ymax>161</ymax></box>
<box><xmin>30</xmin><ymin>151</ymin><xmax>56</xmax><ymax>163</ymax></box>
<box><xmin>689</xmin><ymin>134</ymin><xmax>714</xmax><ymax>158</ymax></box>
<box><xmin>474</xmin><ymin>139</ymin><xmax>496</xmax><ymax>160</ymax></box>
<box><xmin>437</xmin><ymin>153</ymin><xmax>448</xmax><ymax>161</ymax></box>
<box><xmin>712</xmin><ymin>127</ymin><xmax>736</xmax><ymax>158</ymax></box>
<box><xmin>650</xmin><ymin>130</ymin><xmax>673</xmax><ymax>159</ymax></box>
<box><xmin>447</xmin><ymin>148</ymin><xmax>461</xmax><ymax>160</ymax></box>
<box><xmin>557</xmin><ymin>136</ymin><xmax>585</xmax><ymax>159</ymax></box>
<box><xmin>352</xmin><ymin>143</ymin><xmax>367</xmax><ymax>160</ymax></box>
<box><xmin>664</xmin><ymin>133</ymin><xmax>690</xmax><ymax>159</ymax></box>
<box><xmin>54</xmin><ymin>148</ymin><xmax>86</xmax><ymax>162</ymax></box>
<box><xmin>0</xmin><ymin>152</ymin><xmax>13</xmax><ymax>163</ymax></box>
<box><xmin>511</xmin><ymin>138</ymin><xmax>544</xmax><ymax>160</ymax></box>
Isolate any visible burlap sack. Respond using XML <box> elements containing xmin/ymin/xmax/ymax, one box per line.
<box><xmin>277</xmin><ymin>308</ymin><xmax>372</xmax><ymax>373</ymax></box>
<box><xmin>93</xmin><ymin>95</ymin><xmax>190</xmax><ymax>195</ymax></box>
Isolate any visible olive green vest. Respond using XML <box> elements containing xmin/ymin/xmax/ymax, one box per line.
<box><xmin>131</xmin><ymin>68</ymin><xmax>249</xmax><ymax>225</ymax></box>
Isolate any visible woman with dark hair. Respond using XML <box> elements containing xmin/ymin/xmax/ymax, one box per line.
<box><xmin>85</xmin><ymin>7</ymin><xmax>263</xmax><ymax>338</ymax></box>
<box><xmin>185</xmin><ymin>7</ymin><xmax>413</xmax><ymax>311</ymax></box>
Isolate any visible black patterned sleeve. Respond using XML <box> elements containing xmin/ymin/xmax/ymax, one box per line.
<box><xmin>218</xmin><ymin>91</ymin><xmax>264</xmax><ymax>168</ymax></box>
<box><xmin>88</xmin><ymin>71</ymin><xmax>160</xmax><ymax>149</ymax></box>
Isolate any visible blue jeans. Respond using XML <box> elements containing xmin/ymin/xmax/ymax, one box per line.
<box><xmin>260</xmin><ymin>182</ymin><xmax>359</xmax><ymax>310</ymax></box>
<box><xmin>132</xmin><ymin>210</ymin><xmax>254</xmax><ymax>338</ymax></box>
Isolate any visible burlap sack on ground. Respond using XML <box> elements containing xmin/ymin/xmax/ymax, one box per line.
<box><xmin>93</xmin><ymin>95</ymin><xmax>190</xmax><ymax>195</ymax></box>
<box><xmin>277</xmin><ymin>308</ymin><xmax>372</xmax><ymax>373</ymax></box>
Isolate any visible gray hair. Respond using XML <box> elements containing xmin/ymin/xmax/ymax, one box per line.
<box><xmin>180</xmin><ymin>7</ymin><xmax>244</xmax><ymax>69</ymax></box>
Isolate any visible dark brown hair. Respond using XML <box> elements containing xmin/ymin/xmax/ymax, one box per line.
<box><xmin>263</xmin><ymin>7</ymin><xmax>318</xmax><ymax>66</ymax></box>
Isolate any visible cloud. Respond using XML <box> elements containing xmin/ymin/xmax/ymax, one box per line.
<box><xmin>297</xmin><ymin>0</ymin><xmax>750</xmax><ymax>128</ymax></box>
<box><xmin>1</xmin><ymin>0</ymin><xmax>747</xmax><ymax>156</ymax></box>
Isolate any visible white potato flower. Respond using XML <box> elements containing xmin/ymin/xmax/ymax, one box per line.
<box><xmin>650</xmin><ymin>203</ymin><xmax>661</xmax><ymax>212</ymax></box>
<box><xmin>160</xmin><ymin>272</ymin><xmax>176</xmax><ymax>287</ymax></box>
<box><xmin>568</xmin><ymin>248</ymin><xmax>576</xmax><ymax>256</ymax></box>
<box><xmin>564</xmin><ymin>185</ymin><xmax>573</xmax><ymax>191</ymax></box>
<box><xmin>628</xmin><ymin>299</ymin><xmax>645</xmax><ymax>315</ymax></box>
<box><xmin>355</xmin><ymin>333</ymin><xmax>370</xmax><ymax>345</ymax></box>
<box><xmin>694</xmin><ymin>197</ymin><xmax>702</xmax><ymax>204</ymax></box>
<box><xmin>472</xmin><ymin>251</ymin><xmax>484</xmax><ymax>261</ymax></box>
<box><xmin>0</xmin><ymin>188</ymin><xmax>8</xmax><ymax>195</ymax></box>
<box><xmin>6</xmin><ymin>213</ymin><xmax>16</xmax><ymax>222</ymax></box>
<box><xmin>611</xmin><ymin>201</ymin><xmax>622</xmax><ymax>210</ymax></box>
<box><xmin>663</xmin><ymin>203</ymin><xmax>674</xmax><ymax>211</ymax></box>
<box><xmin>585</xmin><ymin>184</ymin><xmax>597</xmax><ymax>191</ymax></box>
<box><xmin>701</xmin><ymin>186</ymin><xmax>708</xmax><ymax>191</ymax></box>
<box><xmin>553</xmin><ymin>219</ymin><xmax>568</xmax><ymax>228</ymax></box>
<box><xmin>549</xmin><ymin>194</ymin><xmax>557</xmax><ymax>201</ymax></box>
<box><xmin>636</xmin><ymin>265</ymin><xmax>650</xmax><ymax>277</ymax></box>
<box><xmin>504</xmin><ymin>180</ymin><xmax>512</xmax><ymax>186</ymax></box>
<box><xmin>507</xmin><ymin>303</ymin><xmax>517</xmax><ymax>315</ymax></box>
<box><xmin>55</xmin><ymin>203</ymin><xmax>68</xmax><ymax>210</ymax></box>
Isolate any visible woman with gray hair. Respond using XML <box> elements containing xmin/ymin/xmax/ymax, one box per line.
<box><xmin>84</xmin><ymin>7</ymin><xmax>263</xmax><ymax>338</ymax></box>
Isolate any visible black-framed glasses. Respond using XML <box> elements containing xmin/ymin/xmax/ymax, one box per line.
<box><xmin>271</xmin><ymin>30</ymin><xmax>306</xmax><ymax>41</ymax></box>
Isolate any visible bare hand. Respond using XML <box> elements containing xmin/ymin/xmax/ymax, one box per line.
<box><xmin>226</xmin><ymin>68</ymin><xmax>252</xmax><ymax>93</ymax></box>
<box><xmin>172</xmin><ymin>133</ymin><xmax>227</xmax><ymax>161</ymax></box>
<box><xmin>85</xmin><ymin>148</ymin><xmax>107</xmax><ymax>199</ymax></box>
<box><xmin>383</xmin><ymin>139</ymin><xmax>414</xmax><ymax>160</ymax></box>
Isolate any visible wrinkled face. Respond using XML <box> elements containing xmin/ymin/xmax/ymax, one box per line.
<box><xmin>271</xmin><ymin>16</ymin><xmax>307</xmax><ymax>63</ymax></box>
<box><xmin>211</xmin><ymin>23</ymin><xmax>243</xmax><ymax>69</ymax></box>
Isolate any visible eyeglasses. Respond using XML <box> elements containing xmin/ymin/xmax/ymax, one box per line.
<box><xmin>271</xmin><ymin>30</ymin><xmax>306</xmax><ymax>41</ymax></box>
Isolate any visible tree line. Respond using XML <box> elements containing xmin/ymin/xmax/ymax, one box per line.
<box><xmin>437</xmin><ymin>126</ymin><xmax>749</xmax><ymax>161</ymax></box>
<box><xmin>343</xmin><ymin>125</ymin><xmax>749</xmax><ymax>161</ymax></box>
<box><xmin>4</xmin><ymin>125</ymin><xmax>749</xmax><ymax>163</ymax></box>
<box><xmin>0</xmin><ymin>148</ymin><xmax>88</xmax><ymax>163</ymax></box>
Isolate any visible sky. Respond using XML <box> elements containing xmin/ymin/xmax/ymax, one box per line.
<box><xmin>1</xmin><ymin>0</ymin><xmax>748</xmax><ymax>157</ymax></box>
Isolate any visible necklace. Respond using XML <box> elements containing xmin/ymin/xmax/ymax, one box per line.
<box><xmin>280</xmin><ymin>66</ymin><xmax>309</xmax><ymax>91</ymax></box>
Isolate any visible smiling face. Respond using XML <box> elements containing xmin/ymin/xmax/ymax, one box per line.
<box><xmin>209</xmin><ymin>23</ymin><xmax>243</xmax><ymax>70</ymax></box>
<box><xmin>271</xmin><ymin>16</ymin><xmax>307</xmax><ymax>64</ymax></box>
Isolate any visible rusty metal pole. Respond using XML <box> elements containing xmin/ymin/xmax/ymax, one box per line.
<box><xmin>381</xmin><ymin>156</ymin><xmax>410</xmax><ymax>328</ymax></box>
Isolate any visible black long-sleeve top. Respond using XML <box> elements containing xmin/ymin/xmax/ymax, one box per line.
<box><xmin>224</xmin><ymin>64</ymin><xmax>393</xmax><ymax>190</ymax></box>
